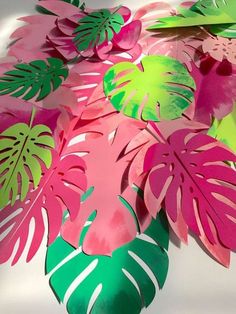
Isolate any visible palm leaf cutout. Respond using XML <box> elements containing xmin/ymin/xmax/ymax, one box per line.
<box><xmin>0</xmin><ymin>109</ymin><xmax>54</xmax><ymax>208</ymax></box>
<box><xmin>46</xmin><ymin>211</ymin><xmax>169</xmax><ymax>314</ymax></box>
<box><xmin>148</xmin><ymin>0</ymin><xmax>236</xmax><ymax>38</ymax></box>
<box><xmin>0</xmin><ymin>58</ymin><xmax>68</xmax><ymax>101</ymax></box>
<box><xmin>104</xmin><ymin>55</ymin><xmax>195</xmax><ymax>121</ymax></box>
<box><xmin>73</xmin><ymin>7</ymin><xmax>124</xmax><ymax>51</ymax></box>
<box><xmin>208</xmin><ymin>104</ymin><xmax>236</xmax><ymax>153</ymax></box>
<box><xmin>62</xmin><ymin>0</ymin><xmax>85</xmax><ymax>9</ymax></box>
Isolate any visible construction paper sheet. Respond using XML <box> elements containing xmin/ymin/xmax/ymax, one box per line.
<box><xmin>0</xmin><ymin>0</ymin><xmax>236</xmax><ymax>313</ymax></box>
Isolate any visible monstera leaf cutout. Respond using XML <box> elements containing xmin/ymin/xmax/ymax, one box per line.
<box><xmin>148</xmin><ymin>0</ymin><xmax>236</xmax><ymax>37</ymax></box>
<box><xmin>46</xmin><ymin>211</ymin><xmax>169</xmax><ymax>314</ymax></box>
<box><xmin>62</xmin><ymin>0</ymin><xmax>85</xmax><ymax>8</ymax></box>
<box><xmin>73</xmin><ymin>8</ymin><xmax>124</xmax><ymax>51</ymax></box>
<box><xmin>144</xmin><ymin>127</ymin><xmax>236</xmax><ymax>262</ymax></box>
<box><xmin>0</xmin><ymin>153</ymin><xmax>87</xmax><ymax>265</ymax></box>
<box><xmin>104</xmin><ymin>55</ymin><xmax>195</xmax><ymax>121</ymax></box>
<box><xmin>0</xmin><ymin>110</ymin><xmax>54</xmax><ymax>208</ymax></box>
<box><xmin>0</xmin><ymin>58</ymin><xmax>68</xmax><ymax>101</ymax></box>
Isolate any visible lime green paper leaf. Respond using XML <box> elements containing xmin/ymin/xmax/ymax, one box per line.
<box><xmin>46</xmin><ymin>211</ymin><xmax>169</xmax><ymax>314</ymax></box>
<box><xmin>148</xmin><ymin>0</ymin><xmax>236</xmax><ymax>31</ymax></box>
<box><xmin>104</xmin><ymin>55</ymin><xmax>195</xmax><ymax>121</ymax></box>
<box><xmin>0</xmin><ymin>111</ymin><xmax>54</xmax><ymax>208</ymax></box>
<box><xmin>0</xmin><ymin>58</ymin><xmax>68</xmax><ymax>101</ymax></box>
<box><xmin>73</xmin><ymin>8</ymin><xmax>124</xmax><ymax>51</ymax></box>
<box><xmin>208</xmin><ymin>104</ymin><xmax>236</xmax><ymax>153</ymax></box>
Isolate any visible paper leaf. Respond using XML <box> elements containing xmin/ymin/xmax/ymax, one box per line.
<box><xmin>148</xmin><ymin>0</ymin><xmax>236</xmax><ymax>30</ymax></box>
<box><xmin>134</xmin><ymin>2</ymin><xmax>207</xmax><ymax>71</ymax></box>
<box><xmin>202</xmin><ymin>36</ymin><xmax>236</xmax><ymax>64</ymax></box>
<box><xmin>0</xmin><ymin>109</ymin><xmax>54</xmax><ymax>208</ymax></box>
<box><xmin>211</xmin><ymin>23</ymin><xmax>236</xmax><ymax>38</ymax></box>
<box><xmin>73</xmin><ymin>8</ymin><xmax>124</xmax><ymax>51</ymax></box>
<box><xmin>144</xmin><ymin>128</ymin><xmax>236</xmax><ymax>257</ymax></box>
<box><xmin>46</xmin><ymin>212</ymin><xmax>169</xmax><ymax>314</ymax></box>
<box><xmin>192</xmin><ymin>57</ymin><xmax>236</xmax><ymax>125</ymax></box>
<box><xmin>61</xmin><ymin>0</ymin><xmax>85</xmax><ymax>9</ymax></box>
<box><xmin>208</xmin><ymin>104</ymin><xmax>236</xmax><ymax>153</ymax></box>
<box><xmin>104</xmin><ymin>55</ymin><xmax>195</xmax><ymax>121</ymax></box>
<box><xmin>61</xmin><ymin>113</ymin><xmax>151</xmax><ymax>255</ymax></box>
<box><xmin>0</xmin><ymin>153</ymin><xmax>87</xmax><ymax>265</ymax></box>
<box><xmin>0</xmin><ymin>58</ymin><xmax>68</xmax><ymax>101</ymax></box>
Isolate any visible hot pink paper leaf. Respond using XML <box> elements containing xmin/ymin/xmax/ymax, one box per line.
<box><xmin>134</xmin><ymin>2</ymin><xmax>207</xmax><ymax>71</ymax></box>
<box><xmin>0</xmin><ymin>152</ymin><xmax>87</xmax><ymax>265</ymax></box>
<box><xmin>144</xmin><ymin>128</ymin><xmax>236</xmax><ymax>265</ymax></box>
<box><xmin>192</xmin><ymin>57</ymin><xmax>236</xmax><ymax>125</ymax></box>
<box><xmin>61</xmin><ymin>113</ymin><xmax>151</xmax><ymax>255</ymax></box>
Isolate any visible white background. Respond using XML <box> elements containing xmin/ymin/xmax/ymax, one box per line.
<box><xmin>0</xmin><ymin>1</ymin><xmax>236</xmax><ymax>313</ymax></box>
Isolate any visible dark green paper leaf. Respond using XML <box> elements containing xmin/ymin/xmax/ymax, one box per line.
<box><xmin>73</xmin><ymin>8</ymin><xmax>124</xmax><ymax>51</ymax></box>
<box><xmin>0</xmin><ymin>58</ymin><xmax>68</xmax><ymax>101</ymax></box>
<box><xmin>104</xmin><ymin>55</ymin><xmax>195</xmax><ymax>121</ymax></box>
<box><xmin>46</xmin><ymin>211</ymin><xmax>169</xmax><ymax>314</ymax></box>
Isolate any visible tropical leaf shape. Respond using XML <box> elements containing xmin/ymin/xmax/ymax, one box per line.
<box><xmin>144</xmin><ymin>127</ymin><xmax>236</xmax><ymax>257</ymax></box>
<box><xmin>104</xmin><ymin>55</ymin><xmax>195</xmax><ymax>121</ymax></box>
<box><xmin>148</xmin><ymin>0</ymin><xmax>236</xmax><ymax>35</ymax></box>
<box><xmin>62</xmin><ymin>0</ymin><xmax>85</xmax><ymax>9</ymax></box>
<box><xmin>46</xmin><ymin>211</ymin><xmax>169</xmax><ymax>314</ymax></box>
<box><xmin>0</xmin><ymin>58</ymin><xmax>68</xmax><ymax>101</ymax></box>
<box><xmin>60</xmin><ymin>112</ymin><xmax>151</xmax><ymax>256</ymax></box>
<box><xmin>0</xmin><ymin>153</ymin><xmax>87</xmax><ymax>265</ymax></box>
<box><xmin>0</xmin><ymin>115</ymin><xmax>54</xmax><ymax>208</ymax></box>
<box><xmin>211</xmin><ymin>23</ymin><xmax>236</xmax><ymax>38</ymax></box>
<box><xmin>134</xmin><ymin>2</ymin><xmax>207</xmax><ymax>72</ymax></box>
<box><xmin>73</xmin><ymin>8</ymin><xmax>124</xmax><ymax>51</ymax></box>
<box><xmin>208</xmin><ymin>104</ymin><xmax>236</xmax><ymax>153</ymax></box>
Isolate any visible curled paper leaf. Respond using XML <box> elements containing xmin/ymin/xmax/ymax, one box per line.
<box><xmin>46</xmin><ymin>211</ymin><xmax>169</xmax><ymax>314</ymax></box>
<box><xmin>104</xmin><ymin>55</ymin><xmax>196</xmax><ymax>121</ymax></box>
<box><xmin>144</xmin><ymin>127</ymin><xmax>236</xmax><ymax>264</ymax></box>
<box><xmin>0</xmin><ymin>58</ymin><xmax>68</xmax><ymax>101</ymax></box>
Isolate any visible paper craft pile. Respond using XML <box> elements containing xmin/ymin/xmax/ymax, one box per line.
<box><xmin>0</xmin><ymin>0</ymin><xmax>236</xmax><ymax>313</ymax></box>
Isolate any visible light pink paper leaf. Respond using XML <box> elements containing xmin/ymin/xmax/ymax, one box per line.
<box><xmin>144</xmin><ymin>127</ymin><xmax>236</xmax><ymax>265</ymax></box>
<box><xmin>0</xmin><ymin>152</ymin><xmax>87</xmax><ymax>265</ymax></box>
<box><xmin>134</xmin><ymin>2</ymin><xmax>207</xmax><ymax>71</ymax></box>
<box><xmin>202</xmin><ymin>36</ymin><xmax>236</xmax><ymax>65</ymax></box>
<box><xmin>61</xmin><ymin>112</ymin><xmax>151</xmax><ymax>255</ymax></box>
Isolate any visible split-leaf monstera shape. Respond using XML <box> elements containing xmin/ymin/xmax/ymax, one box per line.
<box><xmin>73</xmin><ymin>8</ymin><xmax>124</xmax><ymax>52</ymax></box>
<box><xmin>144</xmin><ymin>127</ymin><xmax>236</xmax><ymax>264</ymax></box>
<box><xmin>0</xmin><ymin>109</ymin><xmax>54</xmax><ymax>208</ymax></box>
<box><xmin>46</xmin><ymin>211</ymin><xmax>169</xmax><ymax>314</ymax></box>
<box><xmin>61</xmin><ymin>112</ymin><xmax>151</xmax><ymax>256</ymax></box>
<box><xmin>104</xmin><ymin>55</ymin><xmax>195</xmax><ymax>121</ymax></box>
<box><xmin>0</xmin><ymin>152</ymin><xmax>87</xmax><ymax>265</ymax></box>
<box><xmin>148</xmin><ymin>0</ymin><xmax>236</xmax><ymax>38</ymax></box>
<box><xmin>0</xmin><ymin>58</ymin><xmax>68</xmax><ymax>101</ymax></box>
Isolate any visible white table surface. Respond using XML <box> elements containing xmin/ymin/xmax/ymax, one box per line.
<box><xmin>0</xmin><ymin>1</ymin><xmax>236</xmax><ymax>313</ymax></box>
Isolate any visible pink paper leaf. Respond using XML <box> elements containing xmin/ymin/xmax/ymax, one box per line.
<box><xmin>134</xmin><ymin>2</ymin><xmax>207</xmax><ymax>71</ymax></box>
<box><xmin>144</xmin><ymin>128</ymin><xmax>236</xmax><ymax>265</ymax></box>
<box><xmin>61</xmin><ymin>112</ymin><xmax>151</xmax><ymax>255</ymax></box>
<box><xmin>0</xmin><ymin>152</ymin><xmax>87</xmax><ymax>265</ymax></box>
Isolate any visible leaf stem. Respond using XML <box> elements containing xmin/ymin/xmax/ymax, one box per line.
<box><xmin>29</xmin><ymin>107</ymin><xmax>36</xmax><ymax>128</ymax></box>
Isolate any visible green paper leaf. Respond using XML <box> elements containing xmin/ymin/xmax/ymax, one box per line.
<box><xmin>208</xmin><ymin>104</ymin><xmax>236</xmax><ymax>153</ymax></box>
<box><xmin>104</xmin><ymin>55</ymin><xmax>195</xmax><ymax>121</ymax></box>
<box><xmin>148</xmin><ymin>0</ymin><xmax>236</xmax><ymax>33</ymax></box>
<box><xmin>0</xmin><ymin>58</ymin><xmax>68</xmax><ymax>101</ymax></box>
<box><xmin>210</xmin><ymin>23</ymin><xmax>236</xmax><ymax>38</ymax></box>
<box><xmin>61</xmin><ymin>0</ymin><xmax>85</xmax><ymax>9</ymax></box>
<box><xmin>0</xmin><ymin>110</ymin><xmax>54</xmax><ymax>208</ymax></box>
<box><xmin>73</xmin><ymin>8</ymin><xmax>124</xmax><ymax>51</ymax></box>
<box><xmin>46</xmin><ymin>211</ymin><xmax>169</xmax><ymax>314</ymax></box>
